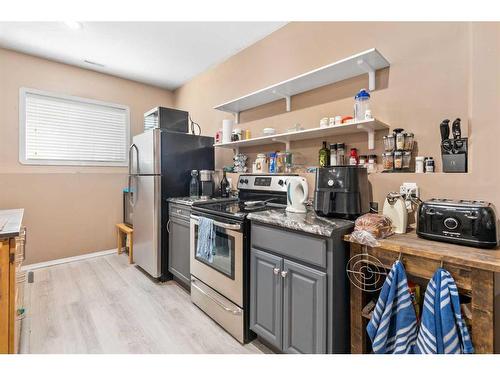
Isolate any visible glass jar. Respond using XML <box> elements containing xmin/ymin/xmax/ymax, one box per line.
<box><xmin>404</xmin><ymin>132</ymin><xmax>414</xmax><ymax>151</ymax></box>
<box><xmin>359</xmin><ymin>155</ymin><xmax>367</xmax><ymax>167</ymax></box>
<box><xmin>382</xmin><ymin>152</ymin><xmax>394</xmax><ymax>171</ymax></box>
<box><xmin>336</xmin><ymin>143</ymin><xmax>345</xmax><ymax>165</ymax></box>
<box><xmin>394</xmin><ymin>128</ymin><xmax>405</xmax><ymax>150</ymax></box>
<box><xmin>284</xmin><ymin>152</ymin><xmax>293</xmax><ymax>173</ymax></box>
<box><xmin>383</xmin><ymin>135</ymin><xmax>395</xmax><ymax>151</ymax></box>
<box><xmin>394</xmin><ymin>150</ymin><xmax>403</xmax><ymax>170</ymax></box>
<box><xmin>276</xmin><ymin>152</ymin><xmax>285</xmax><ymax>173</ymax></box>
<box><xmin>402</xmin><ymin>151</ymin><xmax>412</xmax><ymax>169</ymax></box>
<box><xmin>368</xmin><ymin>155</ymin><xmax>377</xmax><ymax>173</ymax></box>
<box><xmin>330</xmin><ymin>144</ymin><xmax>337</xmax><ymax>166</ymax></box>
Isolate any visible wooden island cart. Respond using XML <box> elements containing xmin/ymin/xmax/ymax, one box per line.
<box><xmin>345</xmin><ymin>231</ymin><xmax>500</xmax><ymax>354</ymax></box>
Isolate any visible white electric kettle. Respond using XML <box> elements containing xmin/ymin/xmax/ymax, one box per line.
<box><xmin>286</xmin><ymin>176</ymin><xmax>309</xmax><ymax>213</ymax></box>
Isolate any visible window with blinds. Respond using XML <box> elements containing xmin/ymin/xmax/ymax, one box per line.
<box><xmin>19</xmin><ymin>88</ymin><xmax>130</xmax><ymax>166</ymax></box>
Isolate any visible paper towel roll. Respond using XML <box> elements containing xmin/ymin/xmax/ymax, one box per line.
<box><xmin>222</xmin><ymin>119</ymin><xmax>234</xmax><ymax>143</ymax></box>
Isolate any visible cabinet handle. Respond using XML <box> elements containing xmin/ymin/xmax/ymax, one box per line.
<box><xmin>166</xmin><ymin>219</ymin><xmax>171</xmax><ymax>233</ymax></box>
<box><xmin>273</xmin><ymin>267</ymin><xmax>280</xmax><ymax>276</ymax></box>
<box><xmin>281</xmin><ymin>270</ymin><xmax>288</xmax><ymax>278</ymax></box>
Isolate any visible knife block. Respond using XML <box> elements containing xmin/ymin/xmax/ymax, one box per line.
<box><xmin>441</xmin><ymin>138</ymin><xmax>468</xmax><ymax>173</ymax></box>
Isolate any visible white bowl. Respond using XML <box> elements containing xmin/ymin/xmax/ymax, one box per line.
<box><xmin>263</xmin><ymin>127</ymin><xmax>276</xmax><ymax>136</ymax></box>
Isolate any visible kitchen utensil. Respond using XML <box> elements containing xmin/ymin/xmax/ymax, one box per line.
<box><xmin>382</xmin><ymin>192</ymin><xmax>408</xmax><ymax>234</ymax></box>
<box><xmin>440</xmin><ymin>119</ymin><xmax>450</xmax><ymax>142</ymax></box>
<box><xmin>286</xmin><ymin>176</ymin><xmax>308</xmax><ymax>213</ymax></box>
<box><xmin>452</xmin><ymin>118</ymin><xmax>462</xmax><ymax>139</ymax></box>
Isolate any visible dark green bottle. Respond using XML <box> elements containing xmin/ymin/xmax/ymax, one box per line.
<box><xmin>319</xmin><ymin>141</ymin><xmax>330</xmax><ymax>167</ymax></box>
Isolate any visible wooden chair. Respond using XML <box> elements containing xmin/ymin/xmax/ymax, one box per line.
<box><xmin>116</xmin><ymin>223</ymin><xmax>134</xmax><ymax>264</ymax></box>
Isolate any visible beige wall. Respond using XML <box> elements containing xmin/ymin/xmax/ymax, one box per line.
<box><xmin>0</xmin><ymin>48</ymin><xmax>174</xmax><ymax>264</ymax></box>
<box><xmin>175</xmin><ymin>22</ymin><xmax>500</xmax><ymax>215</ymax></box>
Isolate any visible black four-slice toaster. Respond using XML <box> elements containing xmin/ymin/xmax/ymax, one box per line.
<box><xmin>417</xmin><ymin>198</ymin><xmax>499</xmax><ymax>249</ymax></box>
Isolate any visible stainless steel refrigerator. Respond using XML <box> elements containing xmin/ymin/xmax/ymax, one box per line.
<box><xmin>128</xmin><ymin>128</ymin><xmax>214</xmax><ymax>279</ymax></box>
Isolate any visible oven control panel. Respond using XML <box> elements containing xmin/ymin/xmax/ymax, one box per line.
<box><xmin>237</xmin><ymin>174</ymin><xmax>298</xmax><ymax>192</ymax></box>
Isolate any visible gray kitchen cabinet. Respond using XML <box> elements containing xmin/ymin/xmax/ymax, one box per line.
<box><xmin>168</xmin><ymin>203</ymin><xmax>191</xmax><ymax>288</ymax></box>
<box><xmin>282</xmin><ymin>259</ymin><xmax>326</xmax><ymax>354</ymax></box>
<box><xmin>249</xmin><ymin>248</ymin><xmax>283</xmax><ymax>350</ymax></box>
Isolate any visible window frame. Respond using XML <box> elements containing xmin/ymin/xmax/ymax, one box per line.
<box><xmin>19</xmin><ymin>87</ymin><xmax>130</xmax><ymax>167</ymax></box>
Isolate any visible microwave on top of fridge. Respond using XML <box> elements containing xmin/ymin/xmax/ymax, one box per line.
<box><xmin>143</xmin><ymin>107</ymin><xmax>189</xmax><ymax>133</ymax></box>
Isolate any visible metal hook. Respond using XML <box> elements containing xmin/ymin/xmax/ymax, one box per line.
<box><xmin>398</xmin><ymin>252</ymin><xmax>403</xmax><ymax>262</ymax></box>
<box><xmin>440</xmin><ymin>259</ymin><xmax>444</xmax><ymax>268</ymax></box>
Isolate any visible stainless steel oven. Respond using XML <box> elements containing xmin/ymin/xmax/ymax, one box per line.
<box><xmin>190</xmin><ymin>214</ymin><xmax>245</xmax><ymax>342</ymax></box>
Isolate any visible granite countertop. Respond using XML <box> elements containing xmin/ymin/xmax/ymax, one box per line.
<box><xmin>247</xmin><ymin>206</ymin><xmax>353</xmax><ymax>237</ymax></box>
<box><xmin>0</xmin><ymin>209</ymin><xmax>24</xmax><ymax>240</ymax></box>
<box><xmin>167</xmin><ymin>196</ymin><xmax>237</xmax><ymax>206</ymax></box>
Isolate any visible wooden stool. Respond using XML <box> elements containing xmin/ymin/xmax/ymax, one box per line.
<box><xmin>116</xmin><ymin>223</ymin><xmax>134</xmax><ymax>264</ymax></box>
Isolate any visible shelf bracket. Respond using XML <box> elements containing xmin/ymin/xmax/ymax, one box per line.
<box><xmin>357</xmin><ymin>59</ymin><xmax>376</xmax><ymax>91</ymax></box>
<box><xmin>272</xmin><ymin>90</ymin><xmax>291</xmax><ymax>112</ymax></box>
<box><xmin>272</xmin><ymin>138</ymin><xmax>291</xmax><ymax>152</ymax></box>
<box><xmin>357</xmin><ymin>124</ymin><xmax>375</xmax><ymax>150</ymax></box>
<box><xmin>232</xmin><ymin>112</ymin><xmax>240</xmax><ymax>124</ymax></box>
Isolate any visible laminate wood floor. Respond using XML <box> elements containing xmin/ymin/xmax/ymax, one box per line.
<box><xmin>20</xmin><ymin>253</ymin><xmax>269</xmax><ymax>354</ymax></box>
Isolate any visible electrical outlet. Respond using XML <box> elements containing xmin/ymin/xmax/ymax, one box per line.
<box><xmin>400</xmin><ymin>182</ymin><xmax>419</xmax><ymax>211</ymax></box>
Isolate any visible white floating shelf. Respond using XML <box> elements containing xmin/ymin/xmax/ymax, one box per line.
<box><xmin>214</xmin><ymin>118</ymin><xmax>389</xmax><ymax>152</ymax></box>
<box><xmin>214</xmin><ymin>48</ymin><xmax>390</xmax><ymax>122</ymax></box>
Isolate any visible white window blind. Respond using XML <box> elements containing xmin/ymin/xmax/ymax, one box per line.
<box><xmin>20</xmin><ymin>88</ymin><xmax>129</xmax><ymax>166</ymax></box>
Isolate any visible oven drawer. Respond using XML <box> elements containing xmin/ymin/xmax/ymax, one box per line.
<box><xmin>191</xmin><ymin>277</ymin><xmax>244</xmax><ymax>343</ymax></box>
<box><xmin>251</xmin><ymin>223</ymin><xmax>327</xmax><ymax>268</ymax></box>
<box><xmin>169</xmin><ymin>203</ymin><xmax>191</xmax><ymax>221</ymax></box>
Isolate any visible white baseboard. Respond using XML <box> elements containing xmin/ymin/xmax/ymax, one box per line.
<box><xmin>21</xmin><ymin>248</ymin><xmax>118</xmax><ymax>271</ymax></box>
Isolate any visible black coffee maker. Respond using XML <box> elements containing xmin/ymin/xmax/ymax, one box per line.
<box><xmin>314</xmin><ymin>166</ymin><xmax>370</xmax><ymax>219</ymax></box>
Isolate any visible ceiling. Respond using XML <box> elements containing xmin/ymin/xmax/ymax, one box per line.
<box><xmin>0</xmin><ymin>22</ymin><xmax>286</xmax><ymax>90</ymax></box>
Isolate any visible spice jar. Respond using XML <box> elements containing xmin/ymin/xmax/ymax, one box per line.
<box><xmin>359</xmin><ymin>155</ymin><xmax>367</xmax><ymax>167</ymax></box>
<box><xmin>402</xmin><ymin>151</ymin><xmax>412</xmax><ymax>169</ymax></box>
<box><xmin>349</xmin><ymin>148</ymin><xmax>359</xmax><ymax>165</ymax></box>
<box><xmin>404</xmin><ymin>132</ymin><xmax>414</xmax><ymax>151</ymax></box>
<box><xmin>394</xmin><ymin>150</ymin><xmax>403</xmax><ymax>170</ymax></box>
<box><xmin>382</xmin><ymin>152</ymin><xmax>394</xmax><ymax>171</ymax></box>
<box><xmin>330</xmin><ymin>144</ymin><xmax>338</xmax><ymax>166</ymax></box>
<box><xmin>368</xmin><ymin>155</ymin><xmax>377</xmax><ymax>173</ymax></box>
<box><xmin>336</xmin><ymin>143</ymin><xmax>345</xmax><ymax>165</ymax></box>
<box><xmin>415</xmin><ymin>156</ymin><xmax>425</xmax><ymax>173</ymax></box>
<box><xmin>394</xmin><ymin>128</ymin><xmax>405</xmax><ymax>150</ymax></box>
<box><xmin>383</xmin><ymin>135</ymin><xmax>395</xmax><ymax>151</ymax></box>
<box><xmin>425</xmin><ymin>157</ymin><xmax>435</xmax><ymax>173</ymax></box>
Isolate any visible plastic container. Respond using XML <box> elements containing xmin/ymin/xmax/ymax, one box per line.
<box><xmin>394</xmin><ymin>128</ymin><xmax>405</xmax><ymax>150</ymax></box>
<box><xmin>394</xmin><ymin>150</ymin><xmax>403</xmax><ymax>170</ymax></box>
<box><xmin>269</xmin><ymin>152</ymin><xmax>277</xmax><ymax>173</ymax></box>
<box><xmin>189</xmin><ymin>170</ymin><xmax>199</xmax><ymax>197</ymax></box>
<box><xmin>354</xmin><ymin>89</ymin><xmax>371</xmax><ymax>121</ymax></box>
<box><xmin>382</xmin><ymin>152</ymin><xmax>394</xmax><ymax>171</ymax></box>
<box><xmin>404</xmin><ymin>133</ymin><xmax>414</xmax><ymax>151</ymax></box>
<box><xmin>402</xmin><ymin>151</ymin><xmax>412</xmax><ymax>169</ymax></box>
<box><xmin>383</xmin><ymin>135</ymin><xmax>395</xmax><ymax>151</ymax></box>
<box><xmin>330</xmin><ymin>144</ymin><xmax>338</xmax><ymax>166</ymax></box>
<box><xmin>276</xmin><ymin>152</ymin><xmax>286</xmax><ymax>173</ymax></box>
<box><xmin>415</xmin><ymin>156</ymin><xmax>425</xmax><ymax>173</ymax></box>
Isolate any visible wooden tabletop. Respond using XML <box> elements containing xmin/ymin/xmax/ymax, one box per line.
<box><xmin>0</xmin><ymin>209</ymin><xmax>24</xmax><ymax>240</ymax></box>
<box><xmin>345</xmin><ymin>230</ymin><xmax>500</xmax><ymax>273</ymax></box>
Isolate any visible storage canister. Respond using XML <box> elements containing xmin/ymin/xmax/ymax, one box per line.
<box><xmin>394</xmin><ymin>150</ymin><xmax>403</xmax><ymax>170</ymax></box>
<box><xmin>402</xmin><ymin>151</ymin><xmax>412</xmax><ymax>169</ymax></box>
<box><xmin>382</xmin><ymin>152</ymin><xmax>394</xmax><ymax>171</ymax></box>
<box><xmin>383</xmin><ymin>134</ymin><xmax>395</xmax><ymax>151</ymax></box>
<box><xmin>415</xmin><ymin>156</ymin><xmax>425</xmax><ymax>173</ymax></box>
<box><xmin>404</xmin><ymin>132</ymin><xmax>414</xmax><ymax>151</ymax></box>
<box><xmin>394</xmin><ymin>128</ymin><xmax>405</xmax><ymax>150</ymax></box>
<box><xmin>255</xmin><ymin>153</ymin><xmax>268</xmax><ymax>173</ymax></box>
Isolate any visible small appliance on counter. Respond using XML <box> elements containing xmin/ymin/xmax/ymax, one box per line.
<box><xmin>199</xmin><ymin>170</ymin><xmax>214</xmax><ymax>198</ymax></box>
<box><xmin>143</xmin><ymin>107</ymin><xmax>189</xmax><ymax>133</ymax></box>
<box><xmin>286</xmin><ymin>176</ymin><xmax>308</xmax><ymax>213</ymax></box>
<box><xmin>314</xmin><ymin>166</ymin><xmax>370</xmax><ymax>219</ymax></box>
<box><xmin>382</xmin><ymin>192</ymin><xmax>408</xmax><ymax>234</ymax></box>
<box><xmin>417</xmin><ymin>198</ymin><xmax>498</xmax><ymax>248</ymax></box>
<box><xmin>440</xmin><ymin>118</ymin><xmax>468</xmax><ymax>173</ymax></box>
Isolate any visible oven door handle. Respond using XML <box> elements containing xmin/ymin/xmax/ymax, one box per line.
<box><xmin>190</xmin><ymin>215</ymin><xmax>242</xmax><ymax>231</ymax></box>
<box><xmin>191</xmin><ymin>279</ymin><xmax>242</xmax><ymax>316</ymax></box>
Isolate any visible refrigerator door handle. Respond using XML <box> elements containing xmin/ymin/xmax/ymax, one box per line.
<box><xmin>129</xmin><ymin>143</ymin><xmax>139</xmax><ymax>175</ymax></box>
<box><xmin>128</xmin><ymin>175</ymin><xmax>137</xmax><ymax>206</ymax></box>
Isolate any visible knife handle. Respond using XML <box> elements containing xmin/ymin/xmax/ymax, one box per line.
<box><xmin>452</xmin><ymin>118</ymin><xmax>461</xmax><ymax>139</ymax></box>
<box><xmin>440</xmin><ymin>119</ymin><xmax>450</xmax><ymax>142</ymax></box>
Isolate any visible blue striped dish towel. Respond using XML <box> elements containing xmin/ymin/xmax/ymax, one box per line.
<box><xmin>196</xmin><ymin>217</ymin><xmax>215</xmax><ymax>263</ymax></box>
<box><xmin>415</xmin><ymin>268</ymin><xmax>474</xmax><ymax>354</ymax></box>
<box><xmin>367</xmin><ymin>261</ymin><xmax>418</xmax><ymax>354</ymax></box>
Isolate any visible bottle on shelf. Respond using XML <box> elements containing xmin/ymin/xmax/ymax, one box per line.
<box><xmin>349</xmin><ymin>148</ymin><xmax>359</xmax><ymax>165</ymax></box>
<box><xmin>319</xmin><ymin>141</ymin><xmax>330</xmax><ymax>168</ymax></box>
<box><xmin>330</xmin><ymin>144</ymin><xmax>338</xmax><ymax>166</ymax></box>
<box><xmin>337</xmin><ymin>143</ymin><xmax>346</xmax><ymax>165</ymax></box>
<box><xmin>220</xmin><ymin>169</ymin><xmax>230</xmax><ymax>197</ymax></box>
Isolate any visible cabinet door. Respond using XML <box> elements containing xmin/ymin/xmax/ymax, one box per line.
<box><xmin>168</xmin><ymin>216</ymin><xmax>191</xmax><ymax>286</ymax></box>
<box><xmin>283</xmin><ymin>259</ymin><xmax>327</xmax><ymax>354</ymax></box>
<box><xmin>250</xmin><ymin>248</ymin><xmax>283</xmax><ymax>350</ymax></box>
<box><xmin>0</xmin><ymin>240</ymin><xmax>9</xmax><ymax>353</ymax></box>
